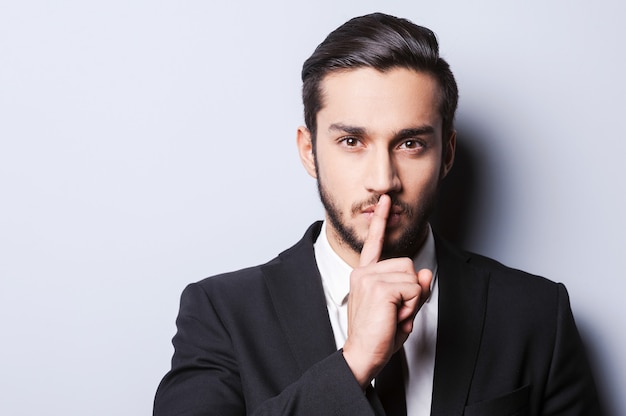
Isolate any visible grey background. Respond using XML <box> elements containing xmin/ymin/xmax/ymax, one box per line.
<box><xmin>1</xmin><ymin>1</ymin><xmax>624</xmax><ymax>415</ymax></box>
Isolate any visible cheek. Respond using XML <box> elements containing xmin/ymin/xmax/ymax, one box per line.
<box><xmin>320</xmin><ymin>169</ymin><xmax>356</xmax><ymax>198</ymax></box>
<box><xmin>399</xmin><ymin>159</ymin><xmax>441</xmax><ymax>190</ymax></box>
<box><xmin>317</xmin><ymin>155</ymin><xmax>361</xmax><ymax>190</ymax></box>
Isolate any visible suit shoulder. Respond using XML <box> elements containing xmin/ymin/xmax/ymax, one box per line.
<box><xmin>192</xmin><ymin>222</ymin><xmax>322</xmax><ymax>292</ymax></box>
<box><xmin>194</xmin><ymin>255</ymin><xmax>280</xmax><ymax>291</ymax></box>
<box><xmin>455</xmin><ymin>249</ymin><xmax>568</xmax><ymax>317</ymax></box>
<box><xmin>467</xmin><ymin>250</ymin><xmax>558</xmax><ymax>288</ymax></box>
<box><xmin>434</xmin><ymin>234</ymin><xmax>563</xmax><ymax>299</ymax></box>
<box><xmin>435</xmin><ymin>234</ymin><xmax>556</xmax><ymax>285</ymax></box>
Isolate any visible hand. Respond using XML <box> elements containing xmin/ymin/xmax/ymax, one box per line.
<box><xmin>342</xmin><ymin>194</ymin><xmax>432</xmax><ymax>388</ymax></box>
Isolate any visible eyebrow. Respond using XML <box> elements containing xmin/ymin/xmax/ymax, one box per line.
<box><xmin>328</xmin><ymin>123</ymin><xmax>366</xmax><ymax>135</ymax></box>
<box><xmin>396</xmin><ymin>126</ymin><xmax>435</xmax><ymax>138</ymax></box>
<box><xmin>328</xmin><ymin>123</ymin><xmax>435</xmax><ymax>138</ymax></box>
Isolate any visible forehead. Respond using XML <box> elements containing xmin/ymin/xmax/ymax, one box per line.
<box><xmin>317</xmin><ymin>67</ymin><xmax>442</xmax><ymax>133</ymax></box>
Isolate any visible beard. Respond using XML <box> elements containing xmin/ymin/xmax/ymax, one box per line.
<box><xmin>317</xmin><ymin>178</ymin><xmax>437</xmax><ymax>260</ymax></box>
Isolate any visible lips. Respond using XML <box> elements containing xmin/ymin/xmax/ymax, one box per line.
<box><xmin>386</xmin><ymin>208</ymin><xmax>404</xmax><ymax>227</ymax></box>
<box><xmin>360</xmin><ymin>204</ymin><xmax>405</xmax><ymax>228</ymax></box>
<box><xmin>360</xmin><ymin>204</ymin><xmax>404</xmax><ymax>215</ymax></box>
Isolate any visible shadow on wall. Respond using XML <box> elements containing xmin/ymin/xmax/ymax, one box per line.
<box><xmin>430</xmin><ymin>121</ymin><xmax>616</xmax><ymax>415</ymax></box>
<box><xmin>431</xmin><ymin>123</ymin><xmax>489</xmax><ymax>249</ymax></box>
<box><xmin>576</xmin><ymin>319</ymin><xmax>618</xmax><ymax>416</ymax></box>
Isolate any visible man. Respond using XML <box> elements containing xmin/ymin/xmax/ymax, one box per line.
<box><xmin>154</xmin><ymin>13</ymin><xmax>602</xmax><ymax>415</ymax></box>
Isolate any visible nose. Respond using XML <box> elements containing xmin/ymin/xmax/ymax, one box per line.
<box><xmin>364</xmin><ymin>149</ymin><xmax>401</xmax><ymax>195</ymax></box>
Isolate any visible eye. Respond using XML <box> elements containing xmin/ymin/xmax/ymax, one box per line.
<box><xmin>399</xmin><ymin>139</ymin><xmax>424</xmax><ymax>150</ymax></box>
<box><xmin>338</xmin><ymin>136</ymin><xmax>363</xmax><ymax>148</ymax></box>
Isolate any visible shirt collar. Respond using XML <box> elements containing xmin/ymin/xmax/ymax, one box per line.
<box><xmin>313</xmin><ymin>221</ymin><xmax>438</xmax><ymax>307</ymax></box>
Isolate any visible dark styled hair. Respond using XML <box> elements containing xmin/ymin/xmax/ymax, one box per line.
<box><xmin>301</xmin><ymin>12</ymin><xmax>458</xmax><ymax>143</ymax></box>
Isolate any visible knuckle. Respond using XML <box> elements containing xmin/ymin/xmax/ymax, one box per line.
<box><xmin>400</xmin><ymin>258</ymin><xmax>413</xmax><ymax>269</ymax></box>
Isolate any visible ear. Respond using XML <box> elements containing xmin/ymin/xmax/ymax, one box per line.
<box><xmin>297</xmin><ymin>126</ymin><xmax>317</xmax><ymax>179</ymax></box>
<box><xmin>440</xmin><ymin>130</ymin><xmax>456</xmax><ymax>179</ymax></box>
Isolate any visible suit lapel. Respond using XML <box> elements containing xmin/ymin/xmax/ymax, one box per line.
<box><xmin>430</xmin><ymin>237</ymin><xmax>490</xmax><ymax>416</ymax></box>
<box><xmin>261</xmin><ymin>222</ymin><xmax>338</xmax><ymax>372</ymax></box>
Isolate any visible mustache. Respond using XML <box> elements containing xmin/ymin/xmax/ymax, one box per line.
<box><xmin>350</xmin><ymin>194</ymin><xmax>414</xmax><ymax>217</ymax></box>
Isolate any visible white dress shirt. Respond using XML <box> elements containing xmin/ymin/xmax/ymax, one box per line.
<box><xmin>314</xmin><ymin>221</ymin><xmax>439</xmax><ymax>416</ymax></box>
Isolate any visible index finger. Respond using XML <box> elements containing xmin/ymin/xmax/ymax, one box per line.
<box><xmin>359</xmin><ymin>194</ymin><xmax>391</xmax><ymax>267</ymax></box>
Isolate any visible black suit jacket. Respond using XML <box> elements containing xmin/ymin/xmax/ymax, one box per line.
<box><xmin>154</xmin><ymin>222</ymin><xmax>602</xmax><ymax>415</ymax></box>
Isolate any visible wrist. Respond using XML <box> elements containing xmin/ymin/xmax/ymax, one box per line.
<box><xmin>341</xmin><ymin>344</ymin><xmax>382</xmax><ymax>389</ymax></box>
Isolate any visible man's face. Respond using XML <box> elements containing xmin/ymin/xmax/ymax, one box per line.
<box><xmin>298</xmin><ymin>67</ymin><xmax>455</xmax><ymax>266</ymax></box>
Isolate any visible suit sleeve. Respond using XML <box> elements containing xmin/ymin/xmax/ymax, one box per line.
<box><xmin>541</xmin><ymin>284</ymin><xmax>604</xmax><ymax>415</ymax></box>
<box><xmin>153</xmin><ymin>283</ymin><xmax>378</xmax><ymax>416</ymax></box>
